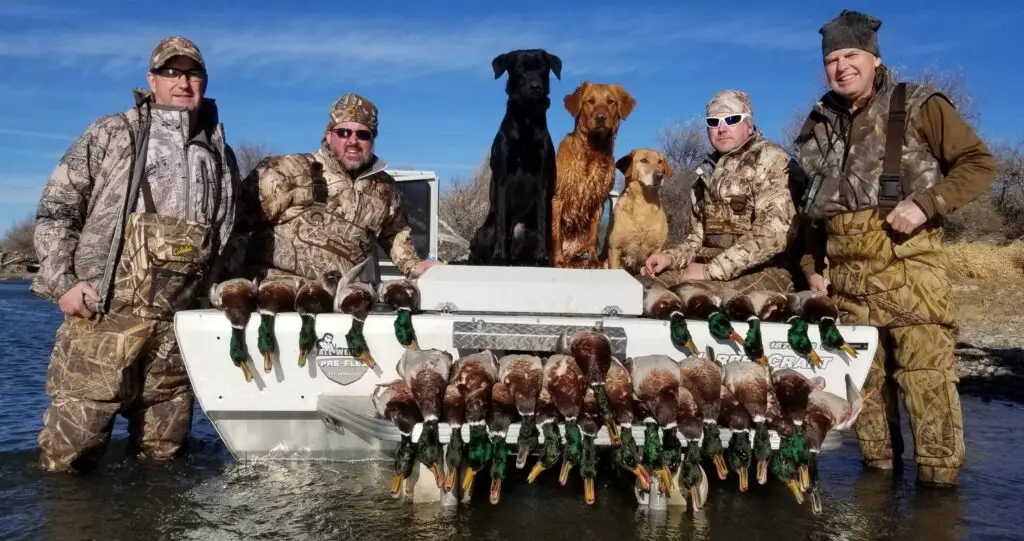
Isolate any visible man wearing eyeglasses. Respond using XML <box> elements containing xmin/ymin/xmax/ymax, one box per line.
<box><xmin>642</xmin><ymin>90</ymin><xmax>799</xmax><ymax>294</ymax></box>
<box><xmin>32</xmin><ymin>36</ymin><xmax>241</xmax><ymax>473</ymax></box>
<box><xmin>794</xmin><ymin>10</ymin><xmax>996</xmax><ymax>489</ymax></box>
<box><xmin>234</xmin><ymin>92</ymin><xmax>435</xmax><ymax>287</ymax></box>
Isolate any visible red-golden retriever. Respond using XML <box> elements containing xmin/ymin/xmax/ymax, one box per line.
<box><xmin>551</xmin><ymin>82</ymin><xmax>636</xmax><ymax>268</ymax></box>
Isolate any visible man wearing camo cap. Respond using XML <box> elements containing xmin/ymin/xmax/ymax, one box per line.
<box><xmin>643</xmin><ymin>89</ymin><xmax>800</xmax><ymax>294</ymax></box>
<box><xmin>234</xmin><ymin>91</ymin><xmax>436</xmax><ymax>290</ymax></box>
<box><xmin>32</xmin><ymin>35</ymin><xmax>241</xmax><ymax>473</ymax></box>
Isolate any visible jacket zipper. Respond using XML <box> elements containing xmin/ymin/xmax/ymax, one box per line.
<box><xmin>181</xmin><ymin>111</ymin><xmax>191</xmax><ymax>222</ymax></box>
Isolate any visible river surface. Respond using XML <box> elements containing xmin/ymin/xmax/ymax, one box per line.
<box><xmin>0</xmin><ymin>279</ymin><xmax>1021</xmax><ymax>541</ymax></box>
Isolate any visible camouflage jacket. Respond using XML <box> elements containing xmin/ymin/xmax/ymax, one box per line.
<box><xmin>31</xmin><ymin>88</ymin><xmax>240</xmax><ymax>311</ymax></box>
<box><xmin>662</xmin><ymin>133</ymin><xmax>797</xmax><ymax>281</ymax></box>
<box><xmin>234</xmin><ymin>143</ymin><xmax>422</xmax><ymax>282</ymax></box>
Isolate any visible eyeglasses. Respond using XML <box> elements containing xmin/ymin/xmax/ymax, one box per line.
<box><xmin>705</xmin><ymin>113</ymin><xmax>750</xmax><ymax>128</ymax></box>
<box><xmin>151</xmin><ymin>67</ymin><xmax>206</xmax><ymax>81</ymax></box>
<box><xmin>331</xmin><ymin>127</ymin><xmax>373</xmax><ymax>141</ymax></box>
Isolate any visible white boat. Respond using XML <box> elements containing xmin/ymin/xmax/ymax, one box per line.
<box><xmin>174</xmin><ymin>169</ymin><xmax>878</xmax><ymax>503</ymax></box>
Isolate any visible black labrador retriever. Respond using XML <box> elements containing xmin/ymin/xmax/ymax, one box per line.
<box><xmin>468</xmin><ymin>49</ymin><xmax>562</xmax><ymax>266</ymax></box>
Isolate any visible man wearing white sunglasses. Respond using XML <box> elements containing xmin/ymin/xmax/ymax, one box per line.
<box><xmin>642</xmin><ymin>90</ymin><xmax>798</xmax><ymax>294</ymax></box>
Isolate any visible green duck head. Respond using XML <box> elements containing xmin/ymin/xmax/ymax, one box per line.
<box><xmin>581</xmin><ymin>435</ymin><xmax>599</xmax><ymax>505</ymax></box>
<box><xmin>642</xmin><ymin>420</ymin><xmax>663</xmax><ymax>469</ymax></box>
<box><xmin>559</xmin><ymin>420</ymin><xmax>584</xmax><ymax>486</ymax></box>
<box><xmin>659</xmin><ymin>427</ymin><xmax>683</xmax><ymax>491</ymax></box>
<box><xmin>257</xmin><ymin>312</ymin><xmax>277</xmax><ymax>373</ymax></box>
<box><xmin>394</xmin><ymin>308</ymin><xmax>419</xmax><ymax>350</ymax></box>
<box><xmin>297</xmin><ymin>313</ymin><xmax>317</xmax><ymax>368</ymax></box>
<box><xmin>516</xmin><ymin>414</ymin><xmax>539</xmax><ymax>470</ymax></box>
<box><xmin>392</xmin><ymin>434</ymin><xmax>417</xmax><ymax>497</ymax></box>
<box><xmin>680</xmin><ymin>441</ymin><xmax>708</xmax><ymax>509</ymax></box>
<box><xmin>701</xmin><ymin>422</ymin><xmax>728</xmax><ymax>480</ymax></box>
<box><xmin>669</xmin><ymin>311</ymin><xmax>699</xmax><ymax>355</ymax></box>
<box><xmin>417</xmin><ymin>420</ymin><xmax>444</xmax><ymax>488</ymax></box>
<box><xmin>345</xmin><ymin>318</ymin><xmax>377</xmax><ymax>369</ymax></box>
<box><xmin>786</xmin><ymin>316</ymin><xmax>823</xmax><ymax>369</ymax></box>
<box><xmin>443</xmin><ymin>426</ymin><xmax>465</xmax><ymax>493</ymax></box>
<box><xmin>612</xmin><ymin>427</ymin><xmax>651</xmax><ymax>490</ymax></box>
<box><xmin>742</xmin><ymin>316</ymin><xmax>768</xmax><ymax>366</ymax></box>
<box><xmin>229</xmin><ymin>326</ymin><xmax>254</xmax><ymax>382</ymax></box>
<box><xmin>489</xmin><ymin>436</ymin><xmax>509</xmax><ymax>504</ymax></box>
<box><xmin>753</xmin><ymin>421</ymin><xmax>773</xmax><ymax>485</ymax></box>
<box><xmin>709</xmin><ymin>311</ymin><xmax>744</xmax><ymax>344</ymax></box>
<box><xmin>527</xmin><ymin>422</ymin><xmax>563</xmax><ymax>483</ymax></box>
<box><xmin>819</xmin><ymin>317</ymin><xmax>858</xmax><ymax>358</ymax></box>
<box><xmin>769</xmin><ymin>450</ymin><xmax>803</xmax><ymax>504</ymax></box>
<box><xmin>727</xmin><ymin>429</ymin><xmax>753</xmax><ymax>492</ymax></box>
<box><xmin>461</xmin><ymin>423</ymin><xmax>493</xmax><ymax>494</ymax></box>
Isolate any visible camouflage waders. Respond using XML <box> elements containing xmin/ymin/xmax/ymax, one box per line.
<box><xmin>825</xmin><ymin>208</ymin><xmax>965</xmax><ymax>486</ymax></box>
<box><xmin>38</xmin><ymin>178</ymin><xmax>213</xmax><ymax>472</ymax></box>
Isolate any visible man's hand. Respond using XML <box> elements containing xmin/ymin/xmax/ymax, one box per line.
<box><xmin>641</xmin><ymin>253</ymin><xmax>672</xmax><ymax>277</ymax></box>
<box><xmin>681</xmin><ymin>263</ymin><xmax>706</xmax><ymax>281</ymax></box>
<box><xmin>410</xmin><ymin>259</ymin><xmax>438</xmax><ymax>278</ymax></box>
<box><xmin>807</xmin><ymin>273</ymin><xmax>829</xmax><ymax>296</ymax></box>
<box><xmin>58</xmin><ymin>282</ymin><xmax>100</xmax><ymax>319</ymax></box>
<box><xmin>886</xmin><ymin>199</ymin><xmax>927</xmax><ymax>234</ymax></box>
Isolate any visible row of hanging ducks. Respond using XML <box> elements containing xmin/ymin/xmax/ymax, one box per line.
<box><xmin>372</xmin><ymin>328</ymin><xmax>874</xmax><ymax>514</ymax></box>
<box><xmin>208</xmin><ymin>258</ymin><xmax>422</xmax><ymax>382</ymax></box>
<box><xmin>641</xmin><ymin>278</ymin><xmax>860</xmax><ymax>369</ymax></box>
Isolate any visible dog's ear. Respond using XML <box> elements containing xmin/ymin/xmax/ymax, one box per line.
<box><xmin>545</xmin><ymin>52</ymin><xmax>562</xmax><ymax>80</ymax></box>
<box><xmin>613</xmin><ymin>84</ymin><xmax>636</xmax><ymax>120</ymax></box>
<box><xmin>662</xmin><ymin>156</ymin><xmax>675</xmax><ymax>182</ymax></box>
<box><xmin>492</xmin><ymin>52</ymin><xmax>509</xmax><ymax>79</ymax></box>
<box><xmin>615</xmin><ymin>151</ymin><xmax>634</xmax><ymax>175</ymax></box>
<box><xmin>564</xmin><ymin>83</ymin><xmax>587</xmax><ymax>117</ymax></box>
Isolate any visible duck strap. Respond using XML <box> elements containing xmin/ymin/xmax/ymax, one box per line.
<box><xmin>877</xmin><ymin>82</ymin><xmax>908</xmax><ymax>219</ymax></box>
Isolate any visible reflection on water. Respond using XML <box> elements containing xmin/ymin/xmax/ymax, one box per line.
<box><xmin>0</xmin><ymin>279</ymin><xmax>1021</xmax><ymax>541</ymax></box>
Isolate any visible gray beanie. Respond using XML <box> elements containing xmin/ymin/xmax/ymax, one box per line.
<box><xmin>819</xmin><ymin>10</ymin><xmax>881</xmax><ymax>57</ymax></box>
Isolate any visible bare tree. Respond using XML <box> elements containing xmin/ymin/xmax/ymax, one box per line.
<box><xmin>0</xmin><ymin>215</ymin><xmax>35</xmax><ymax>259</ymax></box>
<box><xmin>657</xmin><ymin>118</ymin><xmax>711</xmax><ymax>243</ymax></box>
<box><xmin>436</xmin><ymin>152</ymin><xmax>491</xmax><ymax>262</ymax></box>
<box><xmin>234</xmin><ymin>141</ymin><xmax>278</xmax><ymax>178</ymax></box>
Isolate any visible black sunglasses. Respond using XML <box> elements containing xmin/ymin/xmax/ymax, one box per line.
<box><xmin>331</xmin><ymin>127</ymin><xmax>373</xmax><ymax>141</ymax></box>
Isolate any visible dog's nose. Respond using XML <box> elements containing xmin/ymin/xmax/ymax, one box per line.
<box><xmin>595</xmin><ymin>112</ymin><xmax>607</xmax><ymax>124</ymax></box>
<box><xmin>529</xmin><ymin>82</ymin><xmax>542</xmax><ymax>92</ymax></box>
<box><xmin>653</xmin><ymin>172</ymin><xmax>665</xmax><ymax>182</ymax></box>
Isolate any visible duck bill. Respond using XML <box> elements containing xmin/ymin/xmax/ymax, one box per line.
<box><xmin>407</xmin><ymin>340</ymin><xmax>420</xmax><ymax>351</ymax></box>
<box><xmin>263</xmin><ymin>351</ymin><xmax>274</xmax><ymax>374</ymax></box>
<box><xmin>240</xmin><ymin>361</ymin><xmax>254</xmax><ymax>382</ymax></box>
<box><xmin>527</xmin><ymin>463</ymin><xmax>546</xmax><ymax>484</ymax></box>
<box><xmin>429</xmin><ymin>463</ymin><xmax>444</xmax><ymax>489</ymax></box>
<box><xmin>809</xmin><ymin>485</ymin><xmax>823</xmax><ymax>515</ymax></box>
<box><xmin>390</xmin><ymin>473</ymin><xmax>405</xmax><ymax>498</ymax></box>
<box><xmin>584</xmin><ymin>477</ymin><xmax>596</xmax><ymax>505</ymax></box>
<box><xmin>730</xmin><ymin>331</ymin><xmax>745</xmax><ymax>345</ymax></box>
<box><xmin>559</xmin><ymin>461</ymin><xmax>573</xmax><ymax>486</ymax></box>
<box><xmin>756</xmin><ymin>355</ymin><xmax>768</xmax><ymax>367</ymax></box>
<box><xmin>689</xmin><ymin>485</ymin><xmax>705</xmax><ymax>510</ymax></box>
<box><xmin>799</xmin><ymin>464</ymin><xmax>810</xmax><ymax>491</ymax></box>
<box><xmin>808</xmin><ymin>350</ymin><xmax>823</xmax><ymax>369</ymax></box>
<box><xmin>461</xmin><ymin>467</ymin><xmax>478</xmax><ymax>494</ymax></box>
<box><xmin>841</xmin><ymin>343</ymin><xmax>858</xmax><ymax>358</ymax></box>
<box><xmin>786</xmin><ymin>479</ymin><xmax>805</xmax><ymax>504</ymax></box>
<box><xmin>516</xmin><ymin>441</ymin><xmax>532</xmax><ymax>470</ymax></box>
<box><xmin>358</xmin><ymin>351</ymin><xmax>377</xmax><ymax>370</ymax></box>
<box><xmin>757</xmin><ymin>458</ymin><xmax>769</xmax><ymax>485</ymax></box>
<box><xmin>738</xmin><ymin>467</ymin><xmax>749</xmax><ymax>493</ymax></box>
<box><xmin>633</xmin><ymin>464</ymin><xmax>651</xmax><ymax>491</ymax></box>
<box><xmin>713</xmin><ymin>453</ymin><xmax>729</xmax><ymax>480</ymax></box>
<box><xmin>297</xmin><ymin>349</ymin><xmax>309</xmax><ymax>368</ymax></box>
<box><xmin>685</xmin><ymin>338</ymin><xmax>699</xmax><ymax>356</ymax></box>
<box><xmin>443</xmin><ymin>465</ymin><xmax>458</xmax><ymax>492</ymax></box>
<box><xmin>489</xmin><ymin>478</ymin><xmax>503</xmax><ymax>505</ymax></box>
<box><xmin>606</xmin><ymin>422</ymin><xmax>621</xmax><ymax>446</ymax></box>
<box><xmin>658</xmin><ymin>467</ymin><xmax>673</xmax><ymax>494</ymax></box>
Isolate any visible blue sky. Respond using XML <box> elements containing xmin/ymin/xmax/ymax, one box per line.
<box><xmin>1</xmin><ymin>0</ymin><xmax>1022</xmax><ymax>230</ymax></box>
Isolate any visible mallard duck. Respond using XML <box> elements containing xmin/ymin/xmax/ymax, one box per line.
<box><xmin>676</xmin><ymin>383</ymin><xmax>709</xmax><ymax>509</ymax></box>
<box><xmin>771</xmin><ymin>368</ymin><xmax>825</xmax><ymax>493</ymax></box>
<box><xmin>294</xmin><ymin>270</ymin><xmax>340</xmax><ymax>367</ymax></box>
<box><xmin>679</xmin><ymin>346</ymin><xmax>728</xmax><ymax>480</ymax></box>
<box><xmin>789</xmin><ymin>291</ymin><xmax>858</xmax><ymax>358</ymax></box>
<box><xmin>557</xmin><ymin>330</ymin><xmax>620</xmax><ymax>445</ymax></box>
<box><xmin>497</xmin><ymin>353</ymin><xmax>544</xmax><ymax>469</ymax></box>
<box><xmin>784</xmin><ymin>291</ymin><xmax>831</xmax><ymax>369</ymax></box>
<box><xmin>255</xmin><ymin>276</ymin><xmax>298</xmax><ymax>374</ymax></box>
<box><xmin>210</xmin><ymin>278</ymin><xmax>259</xmax><ymax>382</ymax></box>
<box><xmin>379</xmin><ymin>278</ymin><xmax>421</xmax><ymax>350</ymax></box>
<box><xmin>723</xmin><ymin>359</ymin><xmax>772</xmax><ymax>486</ymax></box>
<box><xmin>333</xmin><ymin>259</ymin><xmax>377</xmax><ymax>369</ymax></box>
<box><xmin>723</xmin><ymin>290</ymin><xmax>768</xmax><ymax>366</ymax></box>
<box><xmin>528</xmin><ymin>353</ymin><xmax>585</xmax><ymax>486</ymax></box>
<box><xmin>396</xmin><ymin>347</ymin><xmax>453</xmax><ymax>489</ymax></box>
<box><xmin>605</xmin><ymin>357</ymin><xmax>650</xmax><ymax>490</ymax></box>
<box><xmin>640</xmin><ymin>277</ymin><xmax>699</xmax><ymax>355</ymax></box>
<box><xmin>803</xmin><ymin>373</ymin><xmax>874</xmax><ymax>515</ymax></box>
<box><xmin>442</xmin><ymin>381</ymin><xmax>466</xmax><ymax>493</ymax></box>
<box><xmin>579</xmin><ymin>387</ymin><xmax>601</xmax><ymax>505</ymax></box>
<box><xmin>487</xmin><ymin>381</ymin><xmax>520</xmax><ymax>504</ymax></box>
<box><xmin>627</xmin><ymin>353</ymin><xmax>682</xmax><ymax>493</ymax></box>
<box><xmin>371</xmin><ymin>379</ymin><xmax>423</xmax><ymax>497</ymax></box>
<box><xmin>675</xmin><ymin>282</ymin><xmax>744</xmax><ymax>346</ymax></box>
<box><xmin>452</xmin><ymin>350</ymin><xmax>499</xmax><ymax>495</ymax></box>
<box><xmin>526</xmin><ymin>385</ymin><xmax>561</xmax><ymax>484</ymax></box>
<box><xmin>719</xmin><ymin>384</ymin><xmax>753</xmax><ymax>492</ymax></box>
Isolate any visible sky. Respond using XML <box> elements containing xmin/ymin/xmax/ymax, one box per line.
<box><xmin>1</xmin><ymin>0</ymin><xmax>1022</xmax><ymax>231</ymax></box>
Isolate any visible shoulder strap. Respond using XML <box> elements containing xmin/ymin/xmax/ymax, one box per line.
<box><xmin>878</xmin><ymin>82</ymin><xmax>908</xmax><ymax>217</ymax></box>
<box><xmin>310</xmin><ymin>161</ymin><xmax>327</xmax><ymax>203</ymax></box>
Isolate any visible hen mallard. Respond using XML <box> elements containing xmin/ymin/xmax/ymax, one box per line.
<box><xmin>371</xmin><ymin>379</ymin><xmax>423</xmax><ymax>497</ymax></box>
<box><xmin>605</xmin><ymin>357</ymin><xmax>651</xmax><ymax>490</ymax></box>
<box><xmin>557</xmin><ymin>330</ymin><xmax>620</xmax><ymax>445</ymax></box>
<box><xmin>442</xmin><ymin>382</ymin><xmax>466</xmax><ymax>493</ymax></box>
<box><xmin>379</xmin><ymin>278</ymin><xmax>421</xmax><ymax>350</ymax></box>
<box><xmin>674</xmin><ymin>282</ymin><xmax>744</xmax><ymax>346</ymax></box>
<box><xmin>452</xmin><ymin>350</ymin><xmax>499</xmax><ymax>495</ymax></box>
<box><xmin>210</xmin><ymin>278</ymin><xmax>259</xmax><ymax>382</ymax></box>
<box><xmin>723</xmin><ymin>360</ymin><xmax>772</xmax><ymax>486</ymax></box>
<box><xmin>803</xmin><ymin>373</ymin><xmax>874</xmax><ymax>515</ymax></box>
<box><xmin>789</xmin><ymin>291</ymin><xmax>858</xmax><ymax>358</ymax></box>
<box><xmin>333</xmin><ymin>259</ymin><xmax>378</xmax><ymax>369</ymax></box>
<box><xmin>640</xmin><ymin>277</ymin><xmax>699</xmax><ymax>356</ymax></box>
<box><xmin>497</xmin><ymin>354</ymin><xmax>544</xmax><ymax>469</ymax></box>
<box><xmin>679</xmin><ymin>347</ymin><xmax>728</xmax><ymax>480</ymax></box>
<box><xmin>487</xmin><ymin>381</ymin><xmax>520</xmax><ymax>504</ymax></box>
<box><xmin>255</xmin><ymin>276</ymin><xmax>298</xmax><ymax>374</ymax></box>
<box><xmin>294</xmin><ymin>270</ymin><xmax>340</xmax><ymax>367</ymax></box>
<box><xmin>627</xmin><ymin>353</ymin><xmax>682</xmax><ymax>494</ymax></box>
<box><xmin>719</xmin><ymin>384</ymin><xmax>753</xmax><ymax>492</ymax></box>
<box><xmin>579</xmin><ymin>387</ymin><xmax>601</xmax><ymax>505</ymax></box>
<box><xmin>676</xmin><ymin>383</ymin><xmax>709</xmax><ymax>510</ymax></box>
<box><xmin>527</xmin><ymin>353</ymin><xmax>585</xmax><ymax>486</ymax></box>
<box><xmin>397</xmin><ymin>347</ymin><xmax>453</xmax><ymax>489</ymax></box>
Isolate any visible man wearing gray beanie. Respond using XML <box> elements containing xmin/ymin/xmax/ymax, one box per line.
<box><xmin>792</xmin><ymin>9</ymin><xmax>996</xmax><ymax>492</ymax></box>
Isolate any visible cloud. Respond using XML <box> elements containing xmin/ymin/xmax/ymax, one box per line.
<box><xmin>0</xmin><ymin>128</ymin><xmax>75</xmax><ymax>141</ymax></box>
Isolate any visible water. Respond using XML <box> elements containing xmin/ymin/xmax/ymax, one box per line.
<box><xmin>0</xmin><ymin>279</ymin><xmax>1021</xmax><ymax>541</ymax></box>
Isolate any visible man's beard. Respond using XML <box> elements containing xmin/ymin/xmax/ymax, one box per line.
<box><xmin>340</xmin><ymin>147</ymin><xmax>372</xmax><ymax>176</ymax></box>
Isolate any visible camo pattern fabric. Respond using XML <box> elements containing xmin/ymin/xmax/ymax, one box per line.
<box><xmin>110</xmin><ymin>212</ymin><xmax>213</xmax><ymax>320</ymax></box>
<box><xmin>824</xmin><ymin>208</ymin><xmax>964</xmax><ymax>484</ymax></box>
<box><xmin>30</xmin><ymin>88</ymin><xmax>238</xmax><ymax>311</ymax></box>
<box><xmin>661</xmin><ymin>132</ymin><xmax>797</xmax><ymax>282</ymax></box>
<box><xmin>796</xmin><ymin>66</ymin><xmax>946</xmax><ymax>219</ymax></box>
<box><xmin>237</xmin><ymin>142</ymin><xmax>421</xmax><ymax>281</ymax></box>
<box><xmin>38</xmin><ymin>311</ymin><xmax>194</xmax><ymax>472</ymax></box>
<box><xmin>653</xmin><ymin>264</ymin><xmax>795</xmax><ymax>295</ymax></box>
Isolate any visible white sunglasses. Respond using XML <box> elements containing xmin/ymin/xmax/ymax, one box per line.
<box><xmin>705</xmin><ymin>113</ymin><xmax>750</xmax><ymax>128</ymax></box>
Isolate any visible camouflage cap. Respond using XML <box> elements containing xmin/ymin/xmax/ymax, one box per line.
<box><xmin>150</xmin><ymin>36</ymin><xmax>205</xmax><ymax>70</ymax></box>
<box><xmin>326</xmin><ymin>93</ymin><xmax>379</xmax><ymax>137</ymax></box>
<box><xmin>819</xmin><ymin>10</ymin><xmax>882</xmax><ymax>57</ymax></box>
<box><xmin>706</xmin><ymin>89</ymin><xmax>753</xmax><ymax>118</ymax></box>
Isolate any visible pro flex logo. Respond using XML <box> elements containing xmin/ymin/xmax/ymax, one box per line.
<box><xmin>314</xmin><ymin>332</ymin><xmax>369</xmax><ymax>385</ymax></box>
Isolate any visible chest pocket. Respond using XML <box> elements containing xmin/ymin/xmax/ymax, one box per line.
<box><xmin>729</xmin><ymin>195</ymin><xmax>749</xmax><ymax>215</ymax></box>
